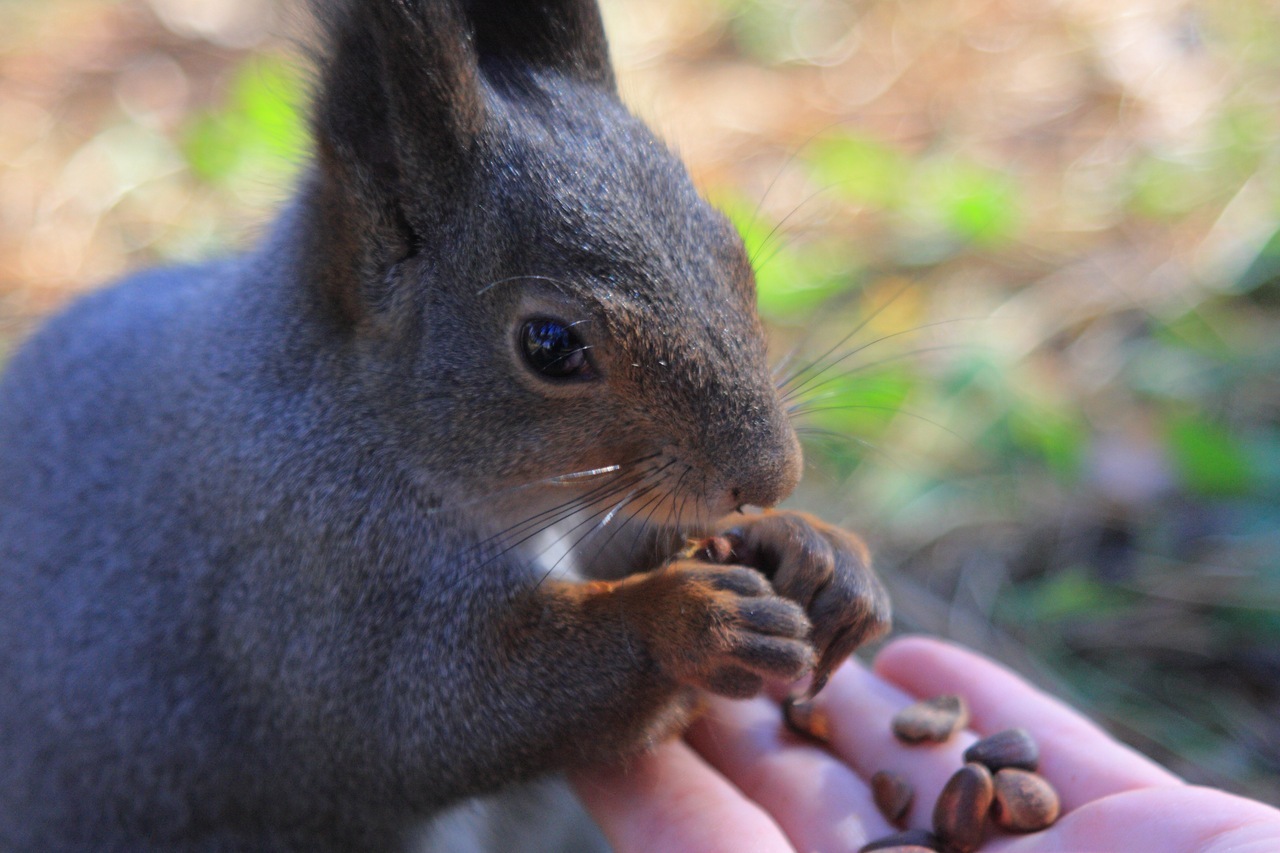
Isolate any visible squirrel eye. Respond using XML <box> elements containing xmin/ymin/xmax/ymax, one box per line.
<box><xmin>520</xmin><ymin>318</ymin><xmax>594</xmax><ymax>380</ymax></box>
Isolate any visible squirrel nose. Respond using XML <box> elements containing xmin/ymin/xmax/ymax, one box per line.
<box><xmin>723</xmin><ymin>427</ymin><xmax>803</xmax><ymax>511</ymax></box>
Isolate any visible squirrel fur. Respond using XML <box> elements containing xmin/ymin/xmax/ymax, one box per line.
<box><xmin>0</xmin><ymin>1</ymin><xmax>891</xmax><ymax>850</ymax></box>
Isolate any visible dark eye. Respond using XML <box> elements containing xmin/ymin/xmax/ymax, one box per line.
<box><xmin>520</xmin><ymin>318</ymin><xmax>594</xmax><ymax>380</ymax></box>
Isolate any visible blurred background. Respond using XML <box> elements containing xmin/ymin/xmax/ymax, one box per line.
<box><xmin>2</xmin><ymin>0</ymin><xmax>1278</xmax><ymax>805</ymax></box>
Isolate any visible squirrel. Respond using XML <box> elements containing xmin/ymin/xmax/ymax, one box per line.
<box><xmin>0</xmin><ymin>1</ymin><xmax>891</xmax><ymax>851</ymax></box>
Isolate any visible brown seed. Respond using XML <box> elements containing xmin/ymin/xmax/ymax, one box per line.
<box><xmin>963</xmin><ymin>728</ymin><xmax>1040</xmax><ymax>772</ymax></box>
<box><xmin>871</xmin><ymin>770</ymin><xmax>914</xmax><ymax>827</ymax></box>
<box><xmin>858</xmin><ymin>828</ymin><xmax>942</xmax><ymax>852</ymax></box>
<box><xmin>891</xmin><ymin>695</ymin><xmax>970</xmax><ymax>743</ymax></box>
<box><xmin>932</xmin><ymin>762</ymin><xmax>994</xmax><ymax>853</ymax></box>
<box><xmin>992</xmin><ymin>768</ymin><xmax>1061</xmax><ymax>832</ymax></box>
<box><xmin>782</xmin><ymin>696</ymin><xmax>831</xmax><ymax>744</ymax></box>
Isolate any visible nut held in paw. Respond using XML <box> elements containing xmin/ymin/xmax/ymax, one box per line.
<box><xmin>782</xmin><ymin>696</ymin><xmax>832</xmax><ymax>744</ymax></box>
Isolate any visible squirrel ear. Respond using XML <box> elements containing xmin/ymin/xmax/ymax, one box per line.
<box><xmin>465</xmin><ymin>0</ymin><xmax>614</xmax><ymax>87</ymax></box>
<box><xmin>306</xmin><ymin>0</ymin><xmax>485</xmax><ymax>323</ymax></box>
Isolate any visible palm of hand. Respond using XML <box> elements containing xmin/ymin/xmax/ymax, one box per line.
<box><xmin>574</xmin><ymin>637</ymin><xmax>1280</xmax><ymax>853</ymax></box>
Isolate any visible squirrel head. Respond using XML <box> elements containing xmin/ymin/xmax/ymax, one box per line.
<box><xmin>303</xmin><ymin>0</ymin><xmax>801</xmax><ymax>535</ymax></box>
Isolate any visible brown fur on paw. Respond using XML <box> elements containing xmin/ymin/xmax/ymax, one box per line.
<box><xmin>720</xmin><ymin>511</ymin><xmax>891</xmax><ymax>695</ymax></box>
<box><xmin>612</xmin><ymin>560</ymin><xmax>815</xmax><ymax>697</ymax></box>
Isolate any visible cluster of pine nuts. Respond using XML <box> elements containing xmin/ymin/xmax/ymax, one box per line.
<box><xmin>784</xmin><ymin>694</ymin><xmax>1061</xmax><ymax>853</ymax></box>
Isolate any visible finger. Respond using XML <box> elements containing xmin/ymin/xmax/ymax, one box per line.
<box><xmin>986</xmin><ymin>785</ymin><xmax>1280</xmax><ymax>853</ymax></box>
<box><xmin>809</xmin><ymin>657</ymin><xmax>978</xmax><ymax>830</ymax></box>
<box><xmin>570</xmin><ymin>739</ymin><xmax>795</xmax><ymax>853</ymax></box>
<box><xmin>874</xmin><ymin>636</ymin><xmax>1182</xmax><ymax>810</ymax></box>
<box><xmin>687</xmin><ymin>694</ymin><xmax>894</xmax><ymax>853</ymax></box>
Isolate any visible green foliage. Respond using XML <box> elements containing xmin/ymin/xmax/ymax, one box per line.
<box><xmin>800</xmin><ymin>365</ymin><xmax>917</xmax><ymax>437</ymax></box>
<box><xmin>1127</xmin><ymin>155</ymin><xmax>1220</xmax><ymax>221</ymax></box>
<box><xmin>1237</xmin><ymin>226</ymin><xmax>1280</xmax><ymax>295</ymax></box>
<box><xmin>183</xmin><ymin>56</ymin><xmax>309</xmax><ymax>191</ymax></box>
<box><xmin>1163</xmin><ymin>413</ymin><xmax>1255</xmax><ymax>497</ymax></box>
<box><xmin>808</xmin><ymin>134</ymin><xmax>908</xmax><ymax>209</ymax></box>
<box><xmin>908</xmin><ymin>157</ymin><xmax>1021</xmax><ymax>246</ymax></box>
<box><xmin>716</xmin><ymin>0</ymin><xmax>797</xmax><ymax>63</ymax></box>
<box><xmin>998</xmin><ymin>568</ymin><xmax>1134</xmax><ymax>624</ymax></box>
<box><xmin>716</xmin><ymin>192</ymin><xmax>861</xmax><ymax>320</ymax></box>
<box><xmin>1008</xmin><ymin>405</ymin><xmax>1087</xmax><ymax>483</ymax></box>
<box><xmin>806</xmin><ymin>136</ymin><xmax>1022</xmax><ymax>246</ymax></box>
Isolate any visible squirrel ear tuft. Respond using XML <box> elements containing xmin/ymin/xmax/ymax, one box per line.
<box><xmin>312</xmin><ymin>0</ymin><xmax>485</xmax><ymax>220</ymax></box>
<box><xmin>307</xmin><ymin>0</ymin><xmax>486</xmax><ymax>324</ymax></box>
<box><xmin>465</xmin><ymin>0</ymin><xmax>614</xmax><ymax>88</ymax></box>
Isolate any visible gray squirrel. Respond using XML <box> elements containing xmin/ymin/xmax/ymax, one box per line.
<box><xmin>0</xmin><ymin>1</ymin><xmax>891</xmax><ymax>850</ymax></box>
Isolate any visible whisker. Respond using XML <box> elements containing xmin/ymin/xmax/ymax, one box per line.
<box><xmin>472</xmin><ymin>463</ymin><xmax>662</xmax><ymax>556</ymax></box>
<box><xmin>443</xmin><ymin>453</ymin><xmax>662</xmax><ymax>513</ymax></box>
<box><xmin>508</xmin><ymin>459</ymin><xmax>675</xmax><ymax>552</ymax></box>
<box><xmin>531</xmin><ymin>487</ymin><xmax>643</xmax><ymax>587</ymax></box>
<box><xmin>478</xmin><ymin>476</ymin><xmax>663</xmax><ymax>578</ymax></box>
<box><xmin>748</xmin><ymin>231</ymin><xmax>801</xmax><ymax>281</ymax></box>
<box><xmin>781</xmin><ymin>319</ymin><xmax>980</xmax><ymax>404</ymax></box>
<box><xmin>585</xmin><ymin>476</ymin><xmax>674</xmax><ymax>571</ymax></box>
<box><xmin>776</xmin><ymin>280</ymin><xmax>913</xmax><ymax>392</ymax></box>
<box><xmin>476</xmin><ymin>273</ymin><xmax>574</xmax><ymax>296</ymax></box>
<box><xmin>620</xmin><ymin>477</ymin><xmax>677</xmax><ymax>564</ymax></box>
<box><xmin>528</xmin><ymin>466</ymin><xmax>674</xmax><ymax>563</ymax></box>
<box><xmin>771</xmin><ymin>343</ymin><xmax>805</xmax><ymax>382</ymax></box>
<box><xmin>547</xmin><ymin>463</ymin><xmax>625</xmax><ymax>485</ymax></box>
<box><xmin>781</xmin><ymin>343</ymin><xmax>973</xmax><ymax>407</ymax></box>
<box><xmin>738</xmin><ymin>115</ymin><xmax>866</xmax><ymax>244</ymax></box>
<box><xmin>747</xmin><ymin>184</ymin><xmax>837</xmax><ymax>270</ymax></box>
<box><xmin>795</xmin><ymin>427</ymin><xmax>903</xmax><ymax>468</ymax></box>
<box><xmin>535</xmin><ymin>473</ymin><xmax>674</xmax><ymax>589</ymax></box>
<box><xmin>788</xmin><ymin>404</ymin><xmax>962</xmax><ymax>440</ymax></box>
<box><xmin>670</xmin><ymin>465</ymin><xmax>696</xmax><ymax>539</ymax></box>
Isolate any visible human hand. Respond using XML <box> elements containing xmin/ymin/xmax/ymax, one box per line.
<box><xmin>571</xmin><ymin>636</ymin><xmax>1280</xmax><ymax>852</ymax></box>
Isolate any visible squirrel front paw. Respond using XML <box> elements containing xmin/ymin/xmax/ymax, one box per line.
<box><xmin>613</xmin><ymin>561</ymin><xmax>816</xmax><ymax>699</ymax></box>
<box><xmin>700</xmin><ymin>511</ymin><xmax>892</xmax><ymax>696</ymax></box>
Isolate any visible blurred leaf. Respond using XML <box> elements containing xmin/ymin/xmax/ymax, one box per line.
<box><xmin>808</xmin><ymin>133</ymin><xmax>908</xmax><ymax>209</ymax></box>
<box><xmin>1126</xmin><ymin>339</ymin><xmax>1216</xmax><ymax>402</ymax></box>
<box><xmin>1213</xmin><ymin>102</ymin><xmax>1275</xmax><ymax>174</ymax></box>
<box><xmin>999</xmin><ymin>568</ymin><xmax>1132</xmax><ymax>623</ymax></box>
<box><xmin>1236</xmin><ymin>225</ymin><xmax>1280</xmax><ymax>296</ymax></box>
<box><xmin>715</xmin><ymin>0</ymin><xmax>795</xmax><ymax>63</ymax></box>
<box><xmin>753</xmin><ymin>243</ymin><xmax>859</xmax><ymax>319</ymax></box>
<box><xmin>1155</xmin><ymin>305</ymin><xmax>1237</xmax><ymax>361</ymax></box>
<box><xmin>798</xmin><ymin>365</ymin><xmax>916</xmax><ymax>437</ymax></box>
<box><xmin>1163</xmin><ymin>413</ymin><xmax>1255</xmax><ymax>497</ymax></box>
<box><xmin>715</xmin><ymin>191</ymin><xmax>862</xmax><ymax>320</ymax></box>
<box><xmin>1127</xmin><ymin>155</ymin><xmax>1218</xmax><ymax>221</ymax></box>
<box><xmin>183</xmin><ymin>56</ymin><xmax>308</xmax><ymax>187</ymax></box>
<box><xmin>1008</xmin><ymin>406</ymin><xmax>1088</xmax><ymax>482</ymax></box>
<box><xmin>1219</xmin><ymin>608</ymin><xmax>1280</xmax><ymax>641</ymax></box>
<box><xmin>909</xmin><ymin>158</ymin><xmax>1022</xmax><ymax>246</ymax></box>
